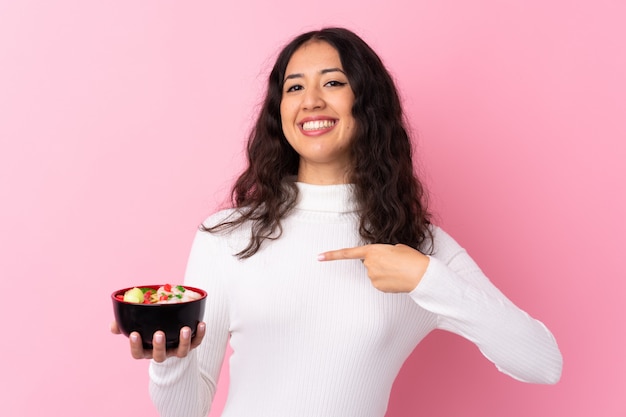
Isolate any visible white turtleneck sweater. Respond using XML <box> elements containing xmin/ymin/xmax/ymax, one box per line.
<box><xmin>149</xmin><ymin>182</ymin><xmax>562</xmax><ymax>417</ymax></box>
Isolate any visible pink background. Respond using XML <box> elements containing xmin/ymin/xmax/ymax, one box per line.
<box><xmin>1</xmin><ymin>0</ymin><xmax>624</xmax><ymax>416</ymax></box>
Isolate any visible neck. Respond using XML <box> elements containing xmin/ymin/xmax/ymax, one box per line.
<box><xmin>294</xmin><ymin>181</ymin><xmax>358</xmax><ymax>213</ymax></box>
<box><xmin>296</xmin><ymin>162</ymin><xmax>351</xmax><ymax>185</ymax></box>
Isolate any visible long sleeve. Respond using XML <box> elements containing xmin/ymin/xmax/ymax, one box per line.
<box><xmin>410</xmin><ymin>227</ymin><xmax>563</xmax><ymax>384</ymax></box>
<box><xmin>148</xmin><ymin>227</ymin><xmax>231</xmax><ymax>417</ymax></box>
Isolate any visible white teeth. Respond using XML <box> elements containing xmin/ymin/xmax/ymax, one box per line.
<box><xmin>302</xmin><ymin>120</ymin><xmax>336</xmax><ymax>131</ymax></box>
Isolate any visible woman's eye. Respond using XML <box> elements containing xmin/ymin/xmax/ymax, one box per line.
<box><xmin>285</xmin><ymin>84</ymin><xmax>303</xmax><ymax>93</ymax></box>
<box><xmin>325</xmin><ymin>80</ymin><xmax>347</xmax><ymax>87</ymax></box>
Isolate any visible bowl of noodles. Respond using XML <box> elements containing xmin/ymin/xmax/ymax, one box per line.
<box><xmin>111</xmin><ymin>284</ymin><xmax>207</xmax><ymax>349</ymax></box>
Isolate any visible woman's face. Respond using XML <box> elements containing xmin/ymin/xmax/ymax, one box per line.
<box><xmin>280</xmin><ymin>40</ymin><xmax>356</xmax><ymax>184</ymax></box>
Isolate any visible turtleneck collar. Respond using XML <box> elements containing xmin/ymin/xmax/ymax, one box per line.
<box><xmin>294</xmin><ymin>182</ymin><xmax>359</xmax><ymax>214</ymax></box>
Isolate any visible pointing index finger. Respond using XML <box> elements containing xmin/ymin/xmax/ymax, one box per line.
<box><xmin>318</xmin><ymin>246</ymin><xmax>368</xmax><ymax>261</ymax></box>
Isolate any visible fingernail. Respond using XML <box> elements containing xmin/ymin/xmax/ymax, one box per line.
<box><xmin>130</xmin><ymin>333</ymin><xmax>139</xmax><ymax>343</ymax></box>
<box><xmin>155</xmin><ymin>333</ymin><xmax>164</xmax><ymax>343</ymax></box>
<box><xmin>182</xmin><ymin>328</ymin><xmax>191</xmax><ymax>339</ymax></box>
<box><xmin>317</xmin><ymin>254</ymin><xmax>326</xmax><ymax>261</ymax></box>
<box><xmin>198</xmin><ymin>322</ymin><xmax>206</xmax><ymax>332</ymax></box>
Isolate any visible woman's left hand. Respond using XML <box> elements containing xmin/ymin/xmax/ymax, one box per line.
<box><xmin>318</xmin><ymin>243</ymin><xmax>430</xmax><ymax>293</ymax></box>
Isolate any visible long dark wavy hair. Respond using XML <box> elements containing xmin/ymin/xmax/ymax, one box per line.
<box><xmin>204</xmin><ymin>27</ymin><xmax>432</xmax><ymax>258</ymax></box>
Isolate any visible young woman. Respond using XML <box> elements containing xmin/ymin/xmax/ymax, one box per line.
<box><xmin>113</xmin><ymin>27</ymin><xmax>562</xmax><ymax>417</ymax></box>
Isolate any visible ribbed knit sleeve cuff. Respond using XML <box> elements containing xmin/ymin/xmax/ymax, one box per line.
<box><xmin>149</xmin><ymin>352</ymin><xmax>197</xmax><ymax>386</ymax></box>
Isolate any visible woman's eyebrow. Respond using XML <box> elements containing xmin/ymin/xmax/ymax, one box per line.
<box><xmin>321</xmin><ymin>67</ymin><xmax>345</xmax><ymax>75</ymax></box>
<box><xmin>283</xmin><ymin>68</ymin><xmax>346</xmax><ymax>82</ymax></box>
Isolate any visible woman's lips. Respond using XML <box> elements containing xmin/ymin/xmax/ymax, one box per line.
<box><xmin>299</xmin><ymin>118</ymin><xmax>337</xmax><ymax>135</ymax></box>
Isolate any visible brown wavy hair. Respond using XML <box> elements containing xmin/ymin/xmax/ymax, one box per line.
<box><xmin>204</xmin><ymin>27</ymin><xmax>432</xmax><ymax>258</ymax></box>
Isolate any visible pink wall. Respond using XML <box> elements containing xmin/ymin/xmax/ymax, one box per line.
<box><xmin>1</xmin><ymin>0</ymin><xmax>624</xmax><ymax>416</ymax></box>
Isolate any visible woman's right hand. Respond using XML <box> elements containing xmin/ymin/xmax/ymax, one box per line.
<box><xmin>110</xmin><ymin>321</ymin><xmax>207</xmax><ymax>363</ymax></box>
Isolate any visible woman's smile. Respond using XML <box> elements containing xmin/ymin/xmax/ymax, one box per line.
<box><xmin>299</xmin><ymin>117</ymin><xmax>338</xmax><ymax>134</ymax></box>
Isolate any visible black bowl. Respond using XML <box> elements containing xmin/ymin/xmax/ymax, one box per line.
<box><xmin>111</xmin><ymin>285</ymin><xmax>207</xmax><ymax>349</ymax></box>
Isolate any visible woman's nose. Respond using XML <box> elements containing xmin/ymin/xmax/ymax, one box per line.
<box><xmin>302</xmin><ymin>86</ymin><xmax>325</xmax><ymax>110</ymax></box>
